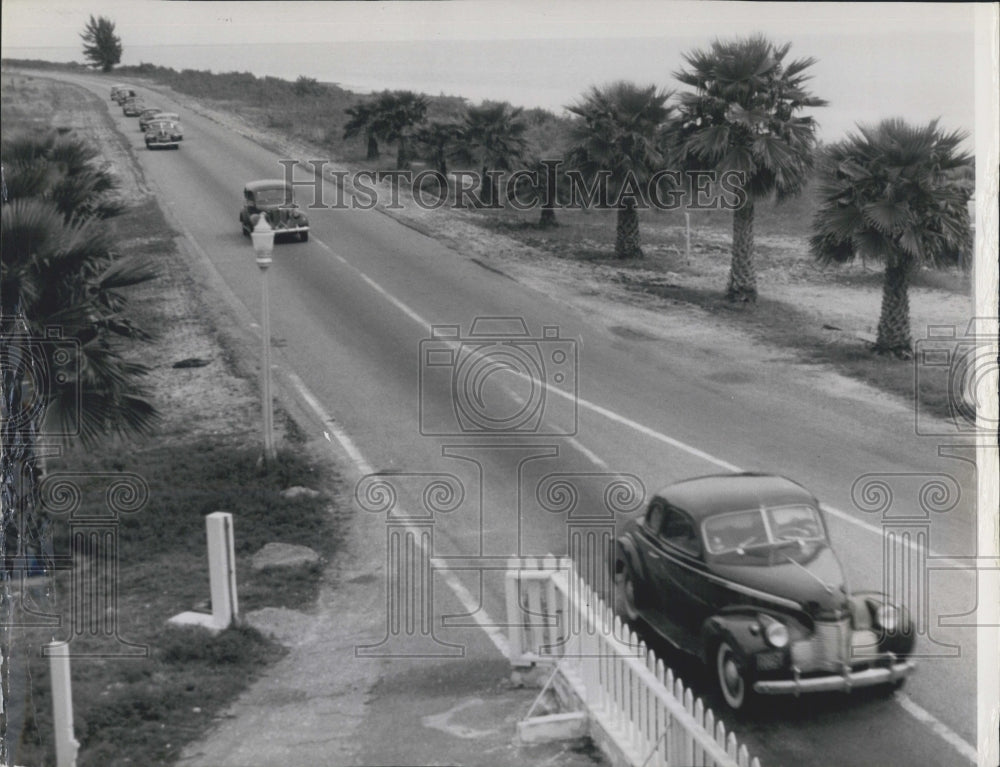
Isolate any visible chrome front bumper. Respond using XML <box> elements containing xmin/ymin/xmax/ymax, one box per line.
<box><xmin>754</xmin><ymin>658</ymin><xmax>915</xmax><ymax>696</ymax></box>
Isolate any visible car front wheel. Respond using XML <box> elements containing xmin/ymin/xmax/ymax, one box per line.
<box><xmin>715</xmin><ymin>641</ymin><xmax>751</xmax><ymax>711</ymax></box>
<box><xmin>613</xmin><ymin>560</ymin><xmax>640</xmax><ymax>622</ymax></box>
<box><xmin>300</xmin><ymin>231</ymin><xmax>309</xmax><ymax>242</ymax></box>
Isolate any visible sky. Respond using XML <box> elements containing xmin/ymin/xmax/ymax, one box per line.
<box><xmin>0</xmin><ymin>1</ymin><xmax>984</xmax><ymax>144</ymax></box>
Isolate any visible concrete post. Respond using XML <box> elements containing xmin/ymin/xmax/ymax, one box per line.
<box><xmin>169</xmin><ymin>512</ymin><xmax>238</xmax><ymax>632</ymax></box>
<box><xmin>49</xmin><ymin>644</ymin><xmax>79</xmax><ymax>767</ymax></box>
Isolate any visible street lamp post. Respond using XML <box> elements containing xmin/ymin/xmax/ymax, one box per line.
<box><xmin>251</xmin><ymin>215</ymin><xmax>277</xmax><ymax>465</ymax></box>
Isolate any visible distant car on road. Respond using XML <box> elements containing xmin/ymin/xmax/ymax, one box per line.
<box><xmin>239</xmin><ymin>180</ymin><xmax>309</xmax><ymax>242</ymax></box>
<box><xmin>145</xmin><ymin>119</ymin><xmax>181</xmax><ymax>150</ymax></box>
<box><xmin>110</xmin><ymin>84</ymin><xmax>127</xmax><ymax>101</ymax></box>
<box><xmin>138</xmin><ymin>108</ymin><xmax>164</xmax><ymax>131</ymax></box>
<box><xmin>113</xmin><ymin>88</ymin><xmax>136</xmax><ymax>105</ymax></box>
<box><xmin>148</xmin><ymin>113</ymin><xmax>182</xmax><ymax>139</ymax></box>
<box><xmin>123</xmin><ymin>97</ymin><xmax>144</xmax><ymax>117</ymax></box>
<box><xmin>612</xmin><ymin>473</ymin><xmax>915</xmax><ymax>711</ymax></box>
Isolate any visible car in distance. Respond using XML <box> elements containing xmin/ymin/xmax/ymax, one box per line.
<box><xmin>122</xmin><ymin>97</ymin><xmax>144</xmax><ymax>117</ymax></box>
<box><xmin>114</xmin><ymin>88</ymin><xmax>136</xmax><ymax>106</ymax></box>
<box><xmin>110</xmin><ymin>84</ymin><xmax>127</xmax><ymax>101</ymax></box>
<box><xmin>612</xmin><ymin>473</ymin><xmax>915</xmax><ymax>711</ymax></box>
<box><xmin>138</xmin><ymin>108</ymin><xmax>164</xmax><ymax>131</ymax></box>
<box><xmin>148</xmin><ymin>113</ymin><xmax>182</xmax><ymax>139</ymax></box>
<box><xmin>239</xmin><ymin>180</ymin><xmax>309</xmax><ymax>242</ymax></box>
<box><xmin>145</xmin><ymin>119</ymin><xmax>181</xmax><ymax>150</ymax></box>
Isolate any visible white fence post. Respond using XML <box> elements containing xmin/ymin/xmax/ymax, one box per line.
<box><xmin>169</xmin><ymin>512</ymin><xmax>238</xmax><ymax>632</ymax></box>
<box><xmin>48</xmin><ymin>644</ymin><xmax>79</xmax><ymax>767</ymax></box>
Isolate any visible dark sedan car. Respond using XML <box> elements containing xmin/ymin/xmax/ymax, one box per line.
<box><xmin>239</xmin><ymin>180</ymin><xmax>309</xmax><ymax>242</ymax></box>
<box><xmin>612</xmin><ymin>473</ymin><xmax>915</xmax><ymax>711</ymax></box>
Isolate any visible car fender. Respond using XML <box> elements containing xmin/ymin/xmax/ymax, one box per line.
<box><xmin>701</xmin><ymin>608</ymin><xmax>810</xmax><ymax>665</ymax></box>
<box><xmin>851</xmin><ymin>590</ymin><xmax>916</xmax><ymax>657</ymax></box>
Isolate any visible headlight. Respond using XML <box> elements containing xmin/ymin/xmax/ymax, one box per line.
<box><xmin>764</xmin><ymin>621</ymin><xmax>789</xmax><ymax>648</ymax></box>
<box><xmin>875</xmin><ymin>604</ymin><xmax>898</xmax><ymax>633</ymax></box>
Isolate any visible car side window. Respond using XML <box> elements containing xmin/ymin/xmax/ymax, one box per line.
<box><xmin>645</xmin><ymin>502</ymin><xmax>665</xmax><ymax>535</ymax></box>
<box><xmin>659</xmin><ymin>508</ymin><xmax>701</xmax><ymax>557</ymax></box>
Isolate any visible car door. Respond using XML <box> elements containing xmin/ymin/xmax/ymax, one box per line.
<box><xmin>640</xmin><ymin>504</ymin><xmax>704</xmax><ymax>649</ymax></box>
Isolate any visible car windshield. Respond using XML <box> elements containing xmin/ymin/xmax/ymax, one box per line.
<box><xmin>703</xmin><ymin>505</ymin><xmax>825</xmax><ymax>555</ymax></box>
<box><xmin>254</xmin><ymin>188</ymin><xmax>293</xmax><ymax>206</ymax></box>
<box><xmin>150</xmin><ymin>121</ymin><xmax>176</xmax><ymax>131</ymax></box>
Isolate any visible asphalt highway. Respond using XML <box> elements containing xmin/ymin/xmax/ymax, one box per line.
<box><xmin>34</xmin><ymin>70</ymin><xmax>989</xmax><ymax>767</ymax></box>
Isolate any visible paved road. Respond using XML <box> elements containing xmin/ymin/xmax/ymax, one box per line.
<box><xmin>33</xmin><ymin>70</ymin><xmax>989</xmax><ymax>767</ymax></box>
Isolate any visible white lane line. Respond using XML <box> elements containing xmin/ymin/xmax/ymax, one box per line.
<box><xmin>895</xmin><ymin>692</ymin><xmax>978</xmax><ymax>764</ymax></box>
<box><xmin>284</xmin><ymin>370</ymin><xmax>511</xmax><ymax>658</ymax></box>
<box><xmin>302</xmin><ymin>233</ymin><xmax>976</xmax><ymax>757</ymax></box>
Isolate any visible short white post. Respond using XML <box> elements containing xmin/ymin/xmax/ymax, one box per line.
<box><xmin>49</xmin><ymin>644</ymin><xmax>79</xmax><ymax>767</ymax></box>
<box><xmin>169</xmin><ymin>512</ymin><xmax>238</xmax><ymax>632</ymax></box>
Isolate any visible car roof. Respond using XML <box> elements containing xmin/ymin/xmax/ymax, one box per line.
<box><xmin>245</xmin><ymin>179</ymin><xmax>292</xmax><ymax>192</ymax></box>
<box><xmin>154</xmin><ymin>112</ymin><xmax>179</xmax><ymax>118</ymax></box>
<box><xmin>653</xmin><ymin>473</ymin><xmax>818</xmax><ymax>521</ymax></box>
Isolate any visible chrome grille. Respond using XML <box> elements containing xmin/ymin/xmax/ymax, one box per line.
<box><xmin>791</xmin><ymin>618</ymin><xmax>850</xmax><ymax>672</ymax></box>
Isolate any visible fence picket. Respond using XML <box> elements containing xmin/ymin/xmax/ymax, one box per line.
<box><xmin>727</xmin><ymin>731</ymin><xmax>739</xmax><ymax>759</ymax></box>
<box><xmin>737</xmin><ymin>743</ymin><xmax>750</xmax><ymax>767</ymax></box>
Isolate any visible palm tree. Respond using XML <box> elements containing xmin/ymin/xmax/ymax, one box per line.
<box><xmin>810</xmin><ymin>119</ymin><xmax>972</xmax><ymax>357</ymax></box>
<box><xmin>373</xmin><ymin>91</ymin><xmax>429</xmax><ymax>170</ymax></box>
<box><xmin>343</xmin><ymin>101</ymin><xmax>383</xmax><ymax>161</ymax></box>
<box><xmin>566</xmin><ymin>82</ymin><xmax>673</xmax><ymax>259</ymax></box>
<box><xmin>456</xmin><ymin>101</ymin><xmax>528</xmax><ymax>206</ymax></box>
<box><xmin>2</xmin><ymin>131</ymin><xmax>123</xmax><ymax>222</ymax></box>
<box><xmin>1</xmin><ymin>144</ymin><xmax>158</xmax><ymax>762</ymax></box>
<box><xmin>673</xmin><ymin>35</ymin><xmax>827</xmax><ymax>301</ymax></box>
<box><xmin>507</xmin><ymin>158</ymin><xmax>570</xmax><ymax>228</ymax></box>
<box><xmin>415</xmin><ymin>120</ymin><xmax>464</xmax><ymax>177</ymax></box>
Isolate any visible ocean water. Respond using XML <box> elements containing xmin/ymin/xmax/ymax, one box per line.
<box><xmin>3</xmin><ymin>34</ymin><xmax>976</xmax><ymax>143</ymax></box>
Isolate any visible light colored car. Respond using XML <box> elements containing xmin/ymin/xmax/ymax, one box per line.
<box><xmin>145</xmin><ymin>119</ymin><xmax>181</xmax><ymax>150</ymax></box>
<box><xmin>239</xmin><ymin>180</ymin><xmax>309</xmax><ymax>242</ymax></box>
<box><xmin>138</xmin><ymin>108</ymin><xmax>164</xmax><ymax>131</ymax></box>
<box><xmin>150</xmin><ymin>113</ymin><xmax>182</xmax><ymax>140</ymax></box>
<box><xmin>110</xmin><ymin>84</ymin><xmax>127</xmax><ymax>101</ymax></box>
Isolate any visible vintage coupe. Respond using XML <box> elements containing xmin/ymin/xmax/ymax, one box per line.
<box><xmin>239</xmin><ymin>180</ymin><xmax>309</xmax><ymax>241</ymax></box>
<box><xmin>612</xmin><ymin>473</ymin><xmax>915</xmax><ymax>711</ymax></box>
<box><xmin>144</xmin><ymin>119</ymin><xmax>181</xmax><ymax>150</ymax></box>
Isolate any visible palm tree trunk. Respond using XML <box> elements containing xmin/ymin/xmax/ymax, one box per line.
<box><xmin>366</xmin><ymin>133</ymin><xmax>379</xmax><ymax>161</ymax></box>
<box><xmin>479</xmin><ymin>166</ymin><xmax>496</xmax><ymax>208</ymax></box>
<box><xmin>874</xmin><ymin>260</ymin><xmax>913</xmax><ymax>357</ymax></box>
<box><xmin>727</xmin><ymin>198</ymin><xmax>757</xmax><ymax>302</ymax></box>
<box><xmin>539</xmin><ymin>205</ymin><xmax>556</xmax><ymax>228</ymax></box>
<box><xmin>615</xmin><ymin>200</ymin><xmax>643</xmax><ymax>259</ymax></box>
<box><xmin>396</xmin><ymin>137</ymin><xmax>409</xmax><ymax>170</ymax></box>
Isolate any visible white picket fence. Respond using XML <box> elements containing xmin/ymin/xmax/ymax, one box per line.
<box><xmin>506</xmin><ymin>557</ymin><xmax>762</xmax><ymax>767</ymax></box>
